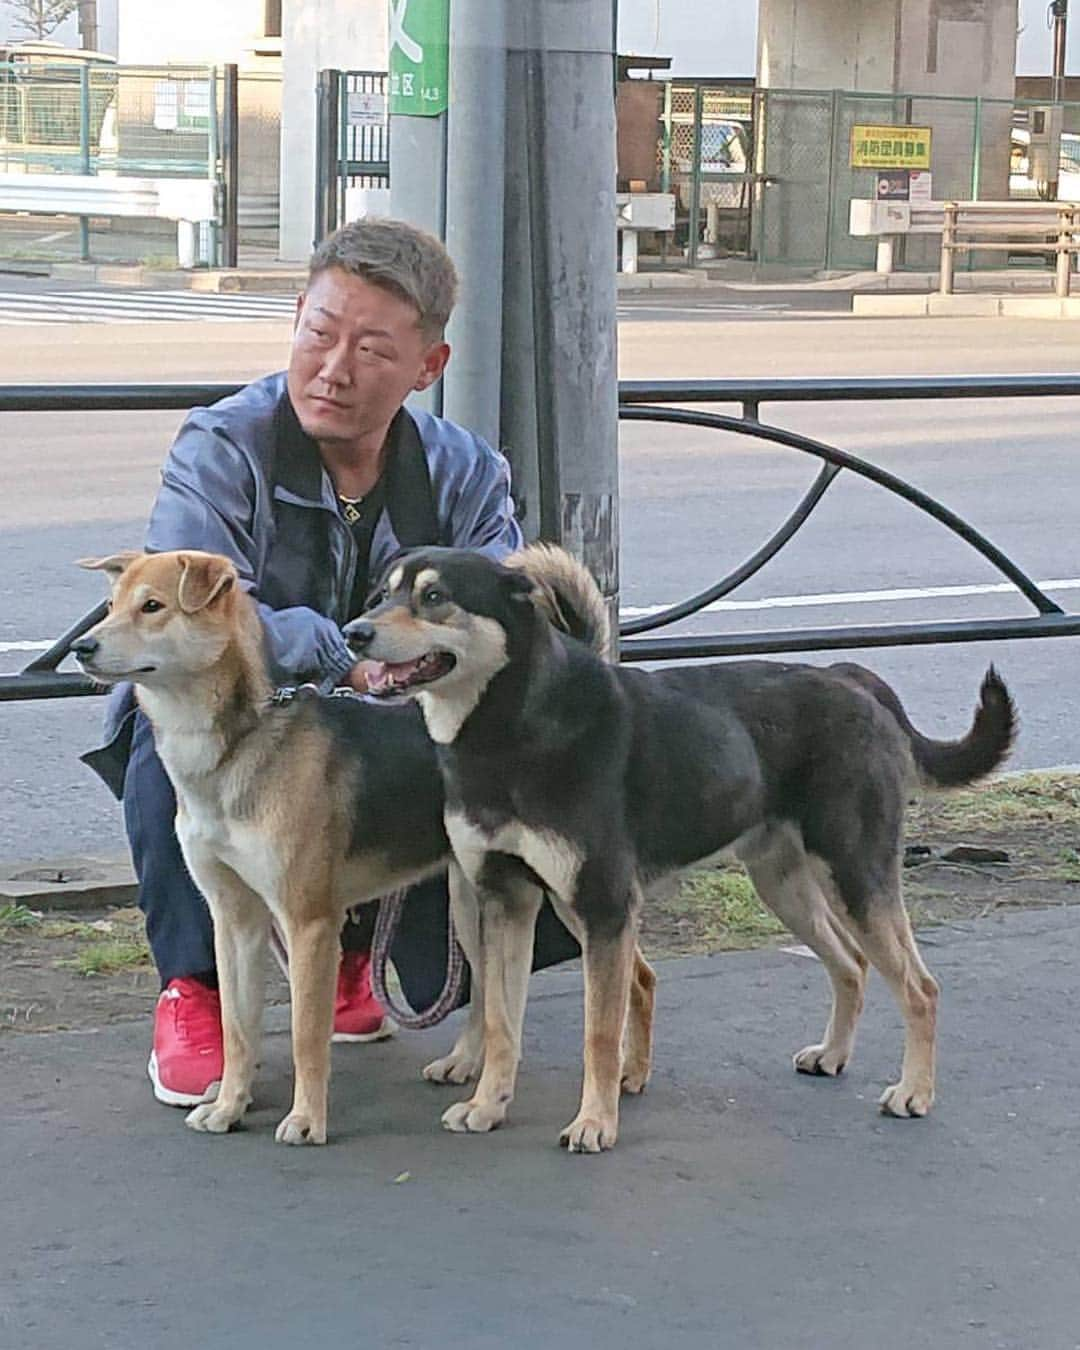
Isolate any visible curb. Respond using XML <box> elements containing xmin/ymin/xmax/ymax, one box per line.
<box><xmin>853</xmin><ymin>292</ymin><xmax>1080</xmax><ymax>318</ymax></box>
<box><xmin>38</xmin><ymin>261</ymin><xmax>308</xmax><ymax>294</ymax></box>
<box><xmin>1</xmin><ymin>855</ymin><xmax>136</xmax><ymax>912</ymax></box>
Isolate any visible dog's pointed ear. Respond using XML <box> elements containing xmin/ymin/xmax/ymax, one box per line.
<box><xmin>177</xmin><ymin>553</ymin><xmax>236</xmax><ymax>614</ymax></box>
<box><xmin>78</xmin><ymin>551</ymin><xmax>142</xmax><ymax>583</ymax></box>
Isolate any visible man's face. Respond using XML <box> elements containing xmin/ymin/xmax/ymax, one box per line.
<box><xmin>286</xmin><ymin>266</ymin><xmax>449</xmax><ymax>449</ymax></box>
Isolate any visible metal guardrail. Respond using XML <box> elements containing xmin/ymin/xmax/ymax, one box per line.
<box><xmin>3</xmin><ymin>374</ymin><xmax>1080</xmax><ymax>701</ymax></box>
<box><xmin>939</xmin><ymin>200</ymin><xmax>1080</xmax><ymax>297</ymax></box>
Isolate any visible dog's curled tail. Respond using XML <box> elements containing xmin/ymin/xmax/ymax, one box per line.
<box><xmin>505</xmin><ymin>543</ymin><xmax>611</xmax><ymax>658</ymax></box>
<box><xmin>832</xmin><ymin>662</ymin><xmax>1017</xmax><ymax>788</ymax></box>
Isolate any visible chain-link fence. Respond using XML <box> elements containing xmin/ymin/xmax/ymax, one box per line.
<box><xmin>652</xmin><ymin>81</ymin><xmax>1080</xmax><ymax>274</ymax></box>
<box><xmin>0</xmin><ymin>59</ymin><xmax>229</xmax><ymax>265</ymax></box>
<box><xmin>659</xmin><ymin>81</ymin><xmax>754</xmax><ymax>263</ymax></box>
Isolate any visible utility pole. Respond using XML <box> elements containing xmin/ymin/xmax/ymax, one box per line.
<box><xmin>77</xmin><ymin>0</ymin><xmax>98</xmax><ymax>52</ymax></box>
<box><xmin>500</xmin><ymin>2</ymin><xmax>619</xmax><ymax>616</ymax></box>
<box><xmin>388</xmin><ymin>0</ymin><xmax>620</xmax><ymax>617</ymax></box>
<box><xmin>1052</xmin><ymin>0</ymin><xmax>1069</xmax><ymax>102</ymax></box>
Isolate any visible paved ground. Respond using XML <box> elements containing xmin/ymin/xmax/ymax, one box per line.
<box><xmin>5</xmin><ymin>906</ymin><xmax>1079</xmax><ymax>1349</ymax></box>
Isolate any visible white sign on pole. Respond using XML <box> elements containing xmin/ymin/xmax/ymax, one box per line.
<box><xmin>909</xmin><ymin>170</ymin><xmax>933</xmax><ymax>204</ymax></box>
<box><xmin>347</xmin><ymin>92</ymin><xmax>387</xmax><ymax>127</ymax></box>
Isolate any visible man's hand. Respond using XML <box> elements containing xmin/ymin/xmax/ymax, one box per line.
<box><xmin>341</xmin><ymin>660</ymin><xmax>381</xmax><ymax>693</ymax></box>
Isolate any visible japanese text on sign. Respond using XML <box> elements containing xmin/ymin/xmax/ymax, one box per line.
<box><xmin>850</xmin><ymin>125</ymin><xmax>932</xmax><ymax>170</ymax></box>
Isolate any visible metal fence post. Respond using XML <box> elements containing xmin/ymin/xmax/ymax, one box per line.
<box><xmin>221</xmin><ymin>63</ymin><xmax>239</xmax><ymax>269</ymax></box>
<box><xmin>823</xmin><ymin>88</ymin><xmax>841</xmax><ymax>272</ymax></box>
<box><xmin>1057</xmin><ymin>206</ymin><xmax>1072</xmax><ymax>298</ymax></box>
<box><xmin>940</xmin><ymin>202</ymin><xmax>956</xmax><ymax>294</ymax></box>
<box><xmin>78</xmin><ymin>65</ymin><xmax>90</xmax><ymax>261</ymax></box>
<box><xmin>970</xmin><ymin>96</ymin><xmax>982</xmax><ymax>200</ymax></box>
<box><xmin>687</xmin><ymin>82</ymin><xmax>703</xmax><ymax>268</ymax></box>
<box><xmin>206</xmin><ymin>66</ymin><xmax>219</xmax><ymax>266</ymax></box>
<box><xmin>313</xmin><ymin>69</ymin><xmax>341</xmax><ymax>246</ymax></box>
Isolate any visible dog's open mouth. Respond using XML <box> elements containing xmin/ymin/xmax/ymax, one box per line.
<box><xmin>365</xmin><ymin>652</ymin><xmax>456</xmax><ymax>697</ymax></box>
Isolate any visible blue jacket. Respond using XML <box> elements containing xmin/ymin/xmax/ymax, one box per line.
<box><xmin>86</xmin><ymin>372</ymin><xmax>522</xmax><ymax>794</ymax></box>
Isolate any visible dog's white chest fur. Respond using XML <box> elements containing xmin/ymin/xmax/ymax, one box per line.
<box><xmin>446</xmin><ymin>810</ymin><xmax>583</xmax><ymax>901</ymax></box>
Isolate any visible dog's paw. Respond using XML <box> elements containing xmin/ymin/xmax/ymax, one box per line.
<box><xmin>422</xmin><ymin>1047</ymin><xmax>482</xmax><ymax>1086</ymax></box>
<box><xmin>274</xmin><ymin>1112</ymin><xmax>327</xmax><ymax>1145</ymax></box>
<box><xmin>441</xmin><ymin>1096</ymin><xmax>507</xmax><ymax>1134</ymax></box>
<box><xmin>879</xmin><ymin>1081</ymin><xmax>934</xmax><ymax>1118</ymax></box>
<box><xmin>794</xmin><ymin>1043</ymin><xmax>848</xmax><ymax>1077</ymax></box>
<box><xmin>620</xmin><ymin>1061</ymin><xmax>651</xmax><ymax>1095</ymax></box>
<box><xmin>185</xmin><ymin>1098</ymin><xmax>248</xmax><ymax>1134</ymax></box>
<box><xmin>560</xmin><ymin>1113</ymin><xmax>618</xmax><ymax>1154</ymax></box>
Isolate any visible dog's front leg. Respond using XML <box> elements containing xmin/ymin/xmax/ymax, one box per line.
<box><xmin>563</xmin><ymin>917</ymin><xmax>636</xmax><ymax>1154</ymax></box>
<box><xmin>183</xmin><ymin>856</ymin><xmax>269</xmax><ymax>1136</ymax></box>
<box><xmin>423</xmin><ymin>862</ymin><xmax>486</xmax><ymax>1086</ymax></box>
<box><xmin>441</xmin><ymin>872</ymin><xmax>541</xmax><ymax>1135</ymax></box>
<box><xmin>275</xmin><ymin>907</ymin><xmax>339</xmax><ymax>1145</ymax></box>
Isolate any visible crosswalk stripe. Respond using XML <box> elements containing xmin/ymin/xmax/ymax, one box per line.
<box><xmin>0</xmin><ymin>289</ymin><xmax>299</xmax><ymax>324</ymax></box>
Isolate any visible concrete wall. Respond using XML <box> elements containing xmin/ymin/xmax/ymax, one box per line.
<box><xmin>758</xmin><ymin>0</ymin><xmax>897</xmax><ymax>91</ymax></box>
<box><xmin>279</xmin><ymin>0</ymin><xmax>386</xmax><ymax>260</ymax></box>
<box><xmin>759</xmin><ymin>0</ymin><xmax>1018</xmax><ymax>97</ymax></box>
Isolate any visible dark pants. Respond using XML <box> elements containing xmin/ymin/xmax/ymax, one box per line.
<box><xmin>123</xmin><ymin>712</ymin><xmax>578</xmax><ymax>1009</ymax></box>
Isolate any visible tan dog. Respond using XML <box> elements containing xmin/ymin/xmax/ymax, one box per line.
<box><xmin>75</xmin><ymin>549</ymin><xmax>656</xmax><ymax>1146</ymax></box>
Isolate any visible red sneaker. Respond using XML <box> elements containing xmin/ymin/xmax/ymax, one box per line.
<box><xmin>333</xmin><ymin>950</ymin><xmax>393</xmax><ymax>1043</ymax></box>
<box><xmin>148</xmin><ymin>977</ymin><xmax>224</xmax><ymax>1106</ymax></box>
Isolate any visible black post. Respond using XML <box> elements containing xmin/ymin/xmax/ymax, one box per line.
<box><xmin>314</xmin><ymin>69</ymin><xmax>342</xmax><ymax>247</ymax></box>
<box><xmin>1052</xmin><ymin>2</ymin><xmax>1068</xmax><ymax>103</ymax></box>
<box><xmin>221</xmin><ymin>63</ymin><xmax>240</xmax><ymax>269</ymax></box>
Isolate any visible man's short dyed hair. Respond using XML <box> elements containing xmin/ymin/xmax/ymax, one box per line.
<box><xmin>308</xmin><ymin>217</ymin><xmax>458</xmax><ymax>340</ymax></box>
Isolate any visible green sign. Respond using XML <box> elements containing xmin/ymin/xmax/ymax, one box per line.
<box><xmin>389</xmin><ymin>0</ymin><xmax>449</xmax><ymax>117</ymax></box>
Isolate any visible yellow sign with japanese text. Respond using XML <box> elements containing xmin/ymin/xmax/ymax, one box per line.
<box><xmin>850</xmin><ymin>125</ymin><xmax>932</xmax><ymax>170</ymax></box>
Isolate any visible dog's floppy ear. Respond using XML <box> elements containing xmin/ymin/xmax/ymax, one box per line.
<box><xmin>78</xmin><ymin>551</ymin><xmax>142</xmax><ymax>582</ymax></box>
<box><xmin>177</xmin><ymin>553</ymin><xmax>236</xmax><ymax>614</ymax></box>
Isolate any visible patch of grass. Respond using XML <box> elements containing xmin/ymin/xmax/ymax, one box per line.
<box><xmin>648</xmin><ymin>865</ymin><xmax>787</xmax><ymax>955</ymax></box>
<box><xmin>1054</xmin><ymin>848</ymin><xmax>1080</xmax><ymax>884</ymax></box>
<box><xmin>0</xmin><ymin>903</ymin><xmax>42</xmax><ymax>935</ymax></box>
<box><xmin>908</xmin><ymin>772</ymin><xmax>1080</xmax><ymax>833</ymax></box>
<box><xmin>57</xmin><ymin>937</ymin><xmax>150</xmax><ymax>978</ymax></box>
<box><xmin>39</xmin><ymin>919</ymin><xmax>104</xmax><ymax>940</ymax></box>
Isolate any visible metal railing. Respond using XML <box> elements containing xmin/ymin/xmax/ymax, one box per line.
<box><xmin>3</xmin><ymin>373</ymin><xmax>1080</xmax><ymax>702</ymax></box>
<box><xmin>939</xmin><ymin>200</ymin><xmax>1080</xmax><ymax>296</ymax></box>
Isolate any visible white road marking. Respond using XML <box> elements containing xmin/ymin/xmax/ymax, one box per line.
<box><xmin>619</xmin><ymin>577</ymin><xmax>1080</xmax><ymax>619</ymax></box>
<box><xmin>0</xmin><ymin>289</ymin><xmax>298</xmax><ymax>325</ymax></box>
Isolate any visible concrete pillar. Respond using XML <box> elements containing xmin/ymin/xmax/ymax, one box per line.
<box><xmin>280</xmin><ymin>0</ymin><xmax>387</xmax><ymax>261</ymax></box>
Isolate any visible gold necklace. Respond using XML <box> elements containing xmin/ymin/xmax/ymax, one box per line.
<box><xmin>338</xmin><ymin>493</ymin><xmax>364</xmax><ymax>525</ymax></box>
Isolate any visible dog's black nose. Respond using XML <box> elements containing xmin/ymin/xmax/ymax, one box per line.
<box><xmin>71</xmin><ymin>636</ymin><xmax>99</xmax><ymax>660</ymax></box>
<box><xmin>344</xmin><ymin>620</ymin><xmax>375</xmax><ymax>651</ymax></box>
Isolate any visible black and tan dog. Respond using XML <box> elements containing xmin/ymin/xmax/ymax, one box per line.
<box><xmin>73</xmin><ymin>549</ymin><xmax>654</xmax><ymax>1146</ymax></box>
<box><xmin>346</xmin><ymin>544</ymin><xmax>1017</xmax><ymax>1153</ymax></box>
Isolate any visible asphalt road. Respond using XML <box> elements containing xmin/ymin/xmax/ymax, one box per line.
<box><xmin>5</xmin><ymin>906</ymin><xmax>1080</xmax><ymax>1350</ymax></box>
<box><xmin>2</xmin><ymin>311</ymin><xmax>1080</xmax><ymax>864</ymax></box>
